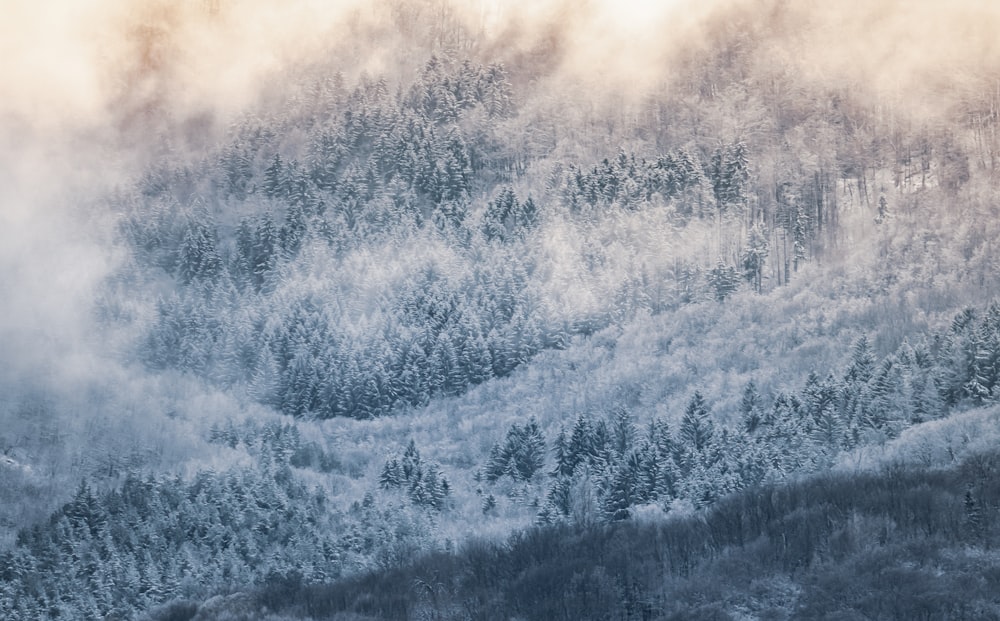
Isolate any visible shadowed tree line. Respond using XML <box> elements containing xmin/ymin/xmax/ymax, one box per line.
<box><xmin>228</xmin><ymin>449</ymin><xmax>1000</xmax><ymax>621</ymax></box>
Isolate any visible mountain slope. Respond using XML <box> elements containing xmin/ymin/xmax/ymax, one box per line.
<box><xmin>2</xmin><ymin>1</ymin><xmax>1000</xmax><ymax>619</ymax></box>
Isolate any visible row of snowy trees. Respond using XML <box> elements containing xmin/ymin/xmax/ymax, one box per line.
<box><xmin>208</xmin><ymin>419</ymin><xmax>339</xmax><ymax>471</ymax></box>
<box><xmin>560</xmin><ymin>143</ymin><xmax>749</xmax><ymax>215</ymax></box>
<box><xmin>473</xmin><ymin>304</ymin><xmax>1000</xmax><ymax>524</ymax></box>
<box><xmin>141</xmin><ymin>241</ymin><xmax>549</xmax><ymax>418</ymax></box>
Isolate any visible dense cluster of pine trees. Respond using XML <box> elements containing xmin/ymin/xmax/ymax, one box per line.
<box><xmin>470</xmin><ymin>304</ymin><xmax>1000</xmax><ymax>525</ymax></box>
<box><xmin>121</xmin><ymin>56</ymin><xmax>552</xmax><ymax>420</ymax></box>
<box><xmin>0</xmin><ymin>423</ymin><xmax>439</xmax><ymax>620</ymax></box>
<box><xmin>202</xmin><ymin>448</ymin><xmax>1000</xmax><ymax>621</ymax></box>
<box><xmin>0</xmin><ymin>469</ymin><xmax>338</xmax><ymax>619</ymax></box>
<box><xmin>109</xmin><ymin>22</ymin><xmax>909</xmax><ymax>421</ymax></box>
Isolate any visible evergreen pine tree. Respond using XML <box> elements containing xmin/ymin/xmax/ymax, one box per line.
<box><xmin>551</xmin><ymin>427</ymin><xmax>575</xmax><ymax>478</ymax></box>
<box><xmin>177</xmin><ymin>219</ymin><xmax>222</xmax><ymax>284</ymax></box>
<box><xmin>264</xmin><ymin>154</ymin><xmax>288</xmax><ymax>198</ymax></box>
<box><xmin>402</xmin><ymin>439</ymin><xmax>421</xmax><ymax>481</ymax></box>
<box><xmin>680</xmin><ymin>392</ymin><xmax>714</xmax><ymax>452</ymax></box>
<box><xmin>482</xmin><ymin>494</ymin><xmax>497</xmax><ymax>516</ymax></box>
<box><xmin>845</xmin><ymin>335</ymin><xmax>877</xmax><ymax>385</ymax></box>
<box><xmin>567</xmin><ymin>415</ymin><xmax>593</xmax><ymax>473</ymax></box>
<box><xmin>708</xmin><ymin>260</ymin><xmax>740</xmax><ymax>301</ymax></box>
<box><xmin>610</xmin><ymin>408</ymin><xmax>636</xmax><ymax>457</ymax></box>
<box><xmin>802</xmin><ymin>372</ymin><xmax>844</xmax><ymax>445</ymax></box>
<box><xmin>515</xmin><ymin>417</ymin><xmax>547</xmax><ymax>480</ymax></box>
<box><xmin>484</xmin><ymin>441</ymin><xmax>508</xmax><ymax>483</ymax></box>
<box><xmin>379</xmin><ymin>458</ymin><xmax>402</xmax><ymax>489</ymax></box>
<box><xmin>545</xmin><ymin>477</ymin><xmax>573</xmax><ymax>517</ymax></box>
<box><xmin>742</xmin><ymin>222</ymin><xmax>769</xmax><ymax>293</ymax></box>
<box><xmin>964</xmin><ymin>487</ymin><xmax>983</xmax><ymax>539</ymax></box>
<box><xmin>740</xmin><ymin>380</ymin><xmax>764</xmax><ymax>435</ymax></box>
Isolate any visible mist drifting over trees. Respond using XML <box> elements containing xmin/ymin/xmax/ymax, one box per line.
<box><xmin>2</xmin><ymin>0</ymin><xmax>1000</xmax><ymax>619</ymax></box>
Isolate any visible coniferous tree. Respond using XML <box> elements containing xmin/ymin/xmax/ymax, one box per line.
<box><xmin>740</xmin><ymin>380</ymin><xmax>764</xmax><ymax>436</ymax></box>
<box><xmin>177</xmin><ymin>218</ymin><xmax>222</xmax><ymax>284</ymax></box>
<box><xmin>803</xmin><ymin>372</ymin><xmax>847</xmax><ymax>453</ymax></box>
<box><xmin>485</xmin><ymin>418</ymin><xmax>546</xmax><ymax>482</ymax></box>
<box><xmin>516</xmin><ymin>418</ymin><xmax>547</xmax><ymax>480</ymax></box>
<box><xmin>567</xmin><ymin>415</ymin><xmax>594</xmax><ymax>474</ymax></box>
<box><xmin>402</xmin><ymin>440</ymin><xmax>421</xmax><ymax>481</ymax></box>
<box><xmin>792</xmin><ymin>201</ymin><xmax>810</xmax><ymax>271</ymax></box>
<box><xmin>646</xmin><ymin>419</ymin><xmax>679</xmax><ymax>500</ymax></box>
<box><xmin>484</xmin><ymin>442</ymin><xmax>508</xmax><ymax>483</ymax></box>
<box><xmin>711</xmin><ymin>141</ymin><xmax>750</xmax><ymax>208</ymax></box>
<box><xmin>589</xmin><ymin>419</ymin><xmax>612</xmax><ymax>469</ymax></box>
<box><xmin>610</xmin><ymin>408</ymin><xmax>636</xmax><ymax>457</ymax></box>
<box><xmin>482</xmin><ymin>494</ymin><xmax>497</xmax><ymax>516</ymax></box>
<box><xmin>551</xmin><ymin>427</ymin><xmax>574</xmax><ymax>478</ymax></box>
<box><xmin>679</xmin><ymin>392</ymin><xmax>714</xmax><ymax>453</ymax></box>
<box><xmin>964</xmin><ymin>487</ymin><xmax>983</xmax><ymax>539</ymax></box>
<box><xmin>379</xmin><ymin>459</ymin><xmax>403</xmax><ymax>489</ymax></box>
<box><xmin>844</xmin><ymin>335</ymin><xmax>877</xmax><ymax>385</ymax></box>
<box><xmin>602</xmin><ymin>451</ymin><xmax>644</xmax><ymax>521</ymax></box>
<box><xmin>742</xmin><ymin>222</ymin><xmax>769</xmax><ymax>293</ymax></box>
<box><xmin>544</xmin><ymin>477</ymin><xmax>573</xmax><ymax>518</ymax></box>
<box><xmin>708</xmin><ymin>260</ymin><xmax>740</xmax><ymax>301</ymax></box>
<box><xmin>263</xmin><ymin>154</ymin><xmax>289</xmax><ymax>199</ymax></box>
<box><xmin>842</xmin><ymin>335</ymin><xmax>877</xmax><ymax>435</ymax></box>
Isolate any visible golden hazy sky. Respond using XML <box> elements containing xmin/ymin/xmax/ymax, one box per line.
<box><xmin>2</xmin><ymin>0</ymin><xmax>998</xmax><ymax>134</ymax></box>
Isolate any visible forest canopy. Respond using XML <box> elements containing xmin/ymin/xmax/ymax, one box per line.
<box><xmin>2</xmin><ymin>1</ymin><xmax>1000</xmax><ymax>619</ymax></box>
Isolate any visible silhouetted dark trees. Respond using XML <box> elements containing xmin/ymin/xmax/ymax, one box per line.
<box><xmin>228</xmin><ymin>450</ymin><xmax>1000</xmax><ymax>621</ymax></box>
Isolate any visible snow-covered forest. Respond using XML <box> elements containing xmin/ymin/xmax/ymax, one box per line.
<box><xmin>2</xmin><ymin>0</ymin><xmax>1000</xmax><ymax>619</ymax></box>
